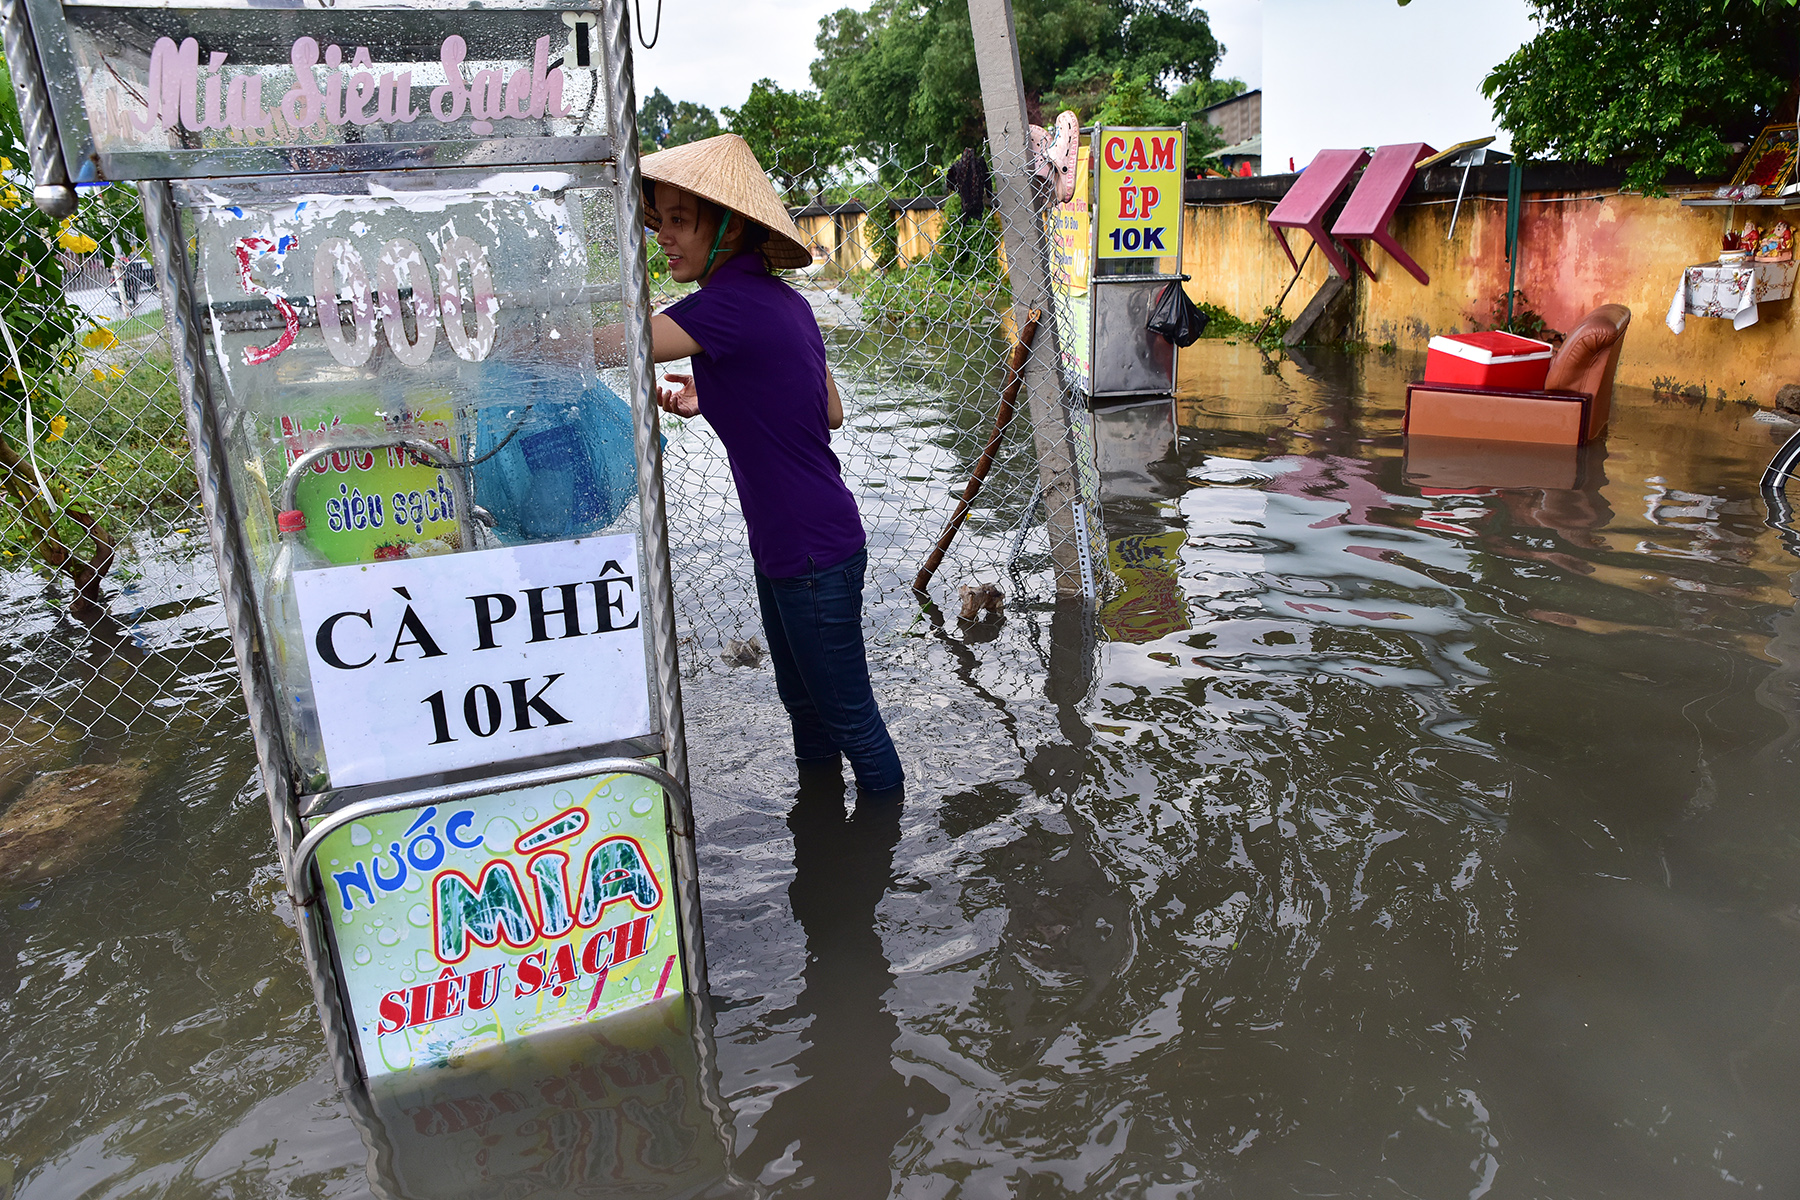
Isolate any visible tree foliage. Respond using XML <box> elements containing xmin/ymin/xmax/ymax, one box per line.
<box><xmin>812</xmin><ymin>0</ymin><xmax>1223</xmax><ymax>177</ymax></box>
<box><xmin>638</xmin><ymin>87</ymin><xmax>723</xmax><ymax>154</ymax></box>
<box><xmin>0</xmin><ymin>58</ymin><xmax>121</xmax><ymax>615</ymax></box>
<box><xmin>1088</xmin><ymin>72</ymin><xmax>1241</xmax><ymax>172</ymax></box>
<box><xmin>723</xmin><ymin>79</ymin><xmax>846</xmax><ymax>202</ymax></box>
<box><xmin>1483</xmin><ymin>0</ymin><xmax>1800</xmax><ymax>193</ymax></box>
<box><xmin>859</xmin><ymin>193</ymin><xmax>1007</xmax><ymax>325</ymax></box>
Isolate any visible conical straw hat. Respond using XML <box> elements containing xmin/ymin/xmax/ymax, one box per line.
<box><xmin>641</xmin><ymin>134</ymin><xmax>813</xmax><ymax>271</ymax></box>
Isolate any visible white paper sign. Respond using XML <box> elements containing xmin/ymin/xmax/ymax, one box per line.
<box><xmin>293</xmin><ymin>537</ymin><xmax>650</xmax><ymax>787</ymax></box>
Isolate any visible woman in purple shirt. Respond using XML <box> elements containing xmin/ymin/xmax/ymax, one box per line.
<box><xmin>633</xmin><ymin>135</ymin><xmax>903</xmax><ymax>798</ymax></box>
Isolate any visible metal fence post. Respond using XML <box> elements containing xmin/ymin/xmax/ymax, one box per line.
<box><xmin>603</xmin><ymin>0</ymin><xmax>710</xmax><ymax>1005</ymax></box>
<box><xmin>141</xmin><ymin>179</ymin><xmax>365</xmax><ymax>1090</ymax></box>
<box><xmin>967</xmin><ymin>0</ymin><xmax>1084</xmax><ymax>596</ymax></box>
<box><xmin>140</xmin><ymin>181</ymin><xmax>297</xmax><ymax>857</ymax></box>
<box><xmin>0</xmin><ymin>0</ymin><xmax>75</xmax><ymax>216</ymax></box>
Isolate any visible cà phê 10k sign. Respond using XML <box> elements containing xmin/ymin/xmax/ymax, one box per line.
<box><xmin>316</xmin><ymin>770</ymin><xmax>683</xmax><ymax>1076</ymax></box>
<box><xmin>1095</xmin><ymin>128</ymin><xmax>1184</xmax><ymax>261</ymax></box>
<box><xmin>293</xmin><ymin>537</ymin><xmax>649</xmax><ymax>788</ymax></box>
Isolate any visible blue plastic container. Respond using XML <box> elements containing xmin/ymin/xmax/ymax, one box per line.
<box><xmin>469</xmin><ymin>367</ymin><xmax>638</xmax><ymax>543</ymax></box>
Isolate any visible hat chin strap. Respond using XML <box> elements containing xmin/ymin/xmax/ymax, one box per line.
<box><xmin>701</xmin><ymin>217</ymin><xmax>731</xmax><ymax>280</ymax></box>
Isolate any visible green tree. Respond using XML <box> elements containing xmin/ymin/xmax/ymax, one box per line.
<box><xmin>813</xmin><ymin>0</ymin><xmax>1225</xmax><ymax>179</ymax></box>
<box><xmin>1482</xmin><ymin>0</ymin><xmax>1799</xmax><ymax>193</ymax></box>
<box><xmin>1173</xmin><ymin>77</ymin><xmax>1247</xmax><ymax>169</ymax></box>
<box><xmin>0</xmin><ymin>57</ymin><xmax>117</xmax><ymax>616</ymax></box>
<box><xmin>722</xmin><ymin>79</ymin><xmax>844</xmax><ymax>202</ymax></box>
<box><xmin>1086</xmin><ymin>71</ymin><xmax>1239</xmax><ymax>173</ymax></box>
<box><xmin>1089</xmin><ymin>70</ymin><xmax>1167</xmax><ymax>125</ymax></box>
<box><xmin>811</xmin><ymin>0</ymin><xmax>972</xmax><ymax>175</ymax></box>
<box><xmin>1042</xmin><ymin>0</ymin><xmax>1222</xmax><ymax>103</ymax></box>
<box><xmin>1169</xmin><ymin>75</ymin><xmax>1247</xmax><ymax>122</ymax></box>
<box><xmin>638</xmin><ymin>87</ymin><xmax>723</xmax><ymax>154</ymax></box>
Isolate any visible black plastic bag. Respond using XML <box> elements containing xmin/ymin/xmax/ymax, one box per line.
<box><xmin>1146</xmin><ymin>276</ymin><xmax>1209</xmax><ymax>347</ymax></box>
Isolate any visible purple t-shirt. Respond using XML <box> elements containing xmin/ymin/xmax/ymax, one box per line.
<box><xmin>663</xmin><ymin>254</ymin><xmax>864</xmax><ymax>578</ymax></box>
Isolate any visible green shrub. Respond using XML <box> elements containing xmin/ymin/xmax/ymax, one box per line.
<box><xmin>1195</xmin><ymin>301</ymin><xmax>1290</xmax><ymax>346</ymax></box>
<box><xmin>858</xmin><ymin>195</ymin><xmax>1008</xmax><ymax>328</ymax></box>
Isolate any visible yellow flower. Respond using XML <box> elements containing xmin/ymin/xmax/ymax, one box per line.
<box><xmin>45</xmin><ymin>415</ymin><xmax>66</xmax><ymax>441</ymax></box>
<box><xmin>81</xmin><ymin>327</ymin><xmax>118</xmax><ymax>350</ymax></box>
<box><xmin>0</xmin><ymin>185</ymin><xmax>19</xmax><ymax>210</ymax></box>
<box><xmin>57</xmin><ymin>229</ymin><xmax>100</xmax><ymax>254</ymax></box>
<box><xmin>0</xmin><ymin>157</ymin><xmax>12</xmax><ymax>172</ymax></box>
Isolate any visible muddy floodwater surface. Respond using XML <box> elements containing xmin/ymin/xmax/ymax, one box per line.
<box><xmin>6</xmin><ymin>342</ymin><xmax>1800</xmax><ymax>1198</ymax></box>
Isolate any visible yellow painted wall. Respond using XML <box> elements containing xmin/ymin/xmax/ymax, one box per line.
<box><xmin>896</xmin><ymin>208</ymin><xmax>946</xmax><ymax>265</ymax></box>
<box><xmin>794</xmin><ymin>205</ymin><xmax>943</xmax><ymax>270</ymax></box>
<box><xmin>795</xmin><ymin>210</ymin><xmax>875</xmax><ymax>272</ymax></box>
<box><xmin>836</xmin><ymin>211</ymin><xmax>870</xmax><ymax>271</ymax></box>
<box><xmin>1179</xmin><ymin>192</ymin><xmax>1800</xmax><ymax>401</ymax></box>
<box><xmin>794</xmin><ymin>211</ymin><xmax>835</xmax><ymax>266</ymax></box>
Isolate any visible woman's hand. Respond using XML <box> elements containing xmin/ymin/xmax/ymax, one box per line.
<box><xmin>826</xmin><ymin>370</ymin><xmax>843</xmax><ymax>430</ymax></box>
<box><xmin>657</xmin><ymin>372</ymin><xmax>700</xmax><ymax>418</ymax></box>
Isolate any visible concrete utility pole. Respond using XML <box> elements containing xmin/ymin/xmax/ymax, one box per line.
<box><xmin>967</xmin><ymin>0</ymin><xmax>1084</xmax><ymax>596</ymax></box>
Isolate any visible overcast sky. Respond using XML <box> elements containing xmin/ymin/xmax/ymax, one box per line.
<box><xmin>634</xmin><ymin>0</ymin><xmax>1265</xmax><ymax>115</ymax></box>
<box><xmin>1262</xmin><ymin>0</ymin><xmax>1533</xmax><ymax>171</ymax></box>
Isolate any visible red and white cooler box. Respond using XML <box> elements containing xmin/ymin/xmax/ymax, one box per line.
<box><xmin>1423</xmin><ymin>331</ymin><xmax>1555</xmax><ymax>391</ymax></box>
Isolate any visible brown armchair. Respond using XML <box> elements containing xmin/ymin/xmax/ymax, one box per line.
<box><xmin>1543</xmin><ymin>304</ymin><xmax>1631</xmax><ymax>440</ymax></box>
<box><xmin>1404</xmin><ymin>304</ymin><xmax>1631</xmax><ymax>447</ymax></box>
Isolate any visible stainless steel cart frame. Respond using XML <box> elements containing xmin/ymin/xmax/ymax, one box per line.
<box><xmin>5</xmin><ymin>0</ymin><xmax>706</xmax><ymax>1092</ymax></box>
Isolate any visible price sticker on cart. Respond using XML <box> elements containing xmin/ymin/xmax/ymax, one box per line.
<box><xmin>1096</xmin><ymin>128</ymin><xmax>1184</xmax><ymax>260</ymax></box>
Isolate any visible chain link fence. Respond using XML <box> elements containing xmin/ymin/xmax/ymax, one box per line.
<box><xmin>0</xmin><ymin>149</ymin><xmax>1082</xmax><ymax>755</ymax></box>
<box><xmin>648</xmin><ymin>149</ymin><xmax>1090</xmax><ymax>668</ymax></box>
<box><xmin>0</xmin><ymin>179</ymin><xmax>235</xmax><ymax>771</ymax></box>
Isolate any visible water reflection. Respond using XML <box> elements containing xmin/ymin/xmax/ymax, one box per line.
<box><xmin>739</xmin><ymin>776</ymin><xmax>943</xmax><ymax>1196</ymax></box>
<box><xmin>11</xmin><ymin>344</ymin><xmax>1800</xmax><ymax>1196</ymax></box>
<box><xmin>359</xmin><ymin>996</ymin><xmax>745</xmax><ymax>1200</ymax></box>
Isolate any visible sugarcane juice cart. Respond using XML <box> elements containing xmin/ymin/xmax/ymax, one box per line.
<box><xmin>1</xmin><ymin>1</ymin><xmax>731</xmax><ymax>1172</ymax></box>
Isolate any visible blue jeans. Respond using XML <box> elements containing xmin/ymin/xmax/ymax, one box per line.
<box><xmin>754</xmin><ymin>547</ymin><xmax>904</xmax><ymax>792</ymax></box>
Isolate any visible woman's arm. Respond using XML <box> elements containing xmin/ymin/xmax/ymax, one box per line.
<box><xmin>595</xmin><ymin>313</ymin><xmax>703</xmax><ymax>366</ymax></box>
<box><xmin>826</xmin><ymin>370</ymin><xmax>843</xmax><ymax>431</ymax></box>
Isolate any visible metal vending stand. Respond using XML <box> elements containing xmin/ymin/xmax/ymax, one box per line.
<box><xmin>4</xmin><ymin>0</ymin><xmax>750</xmax><ymax>1191</ymax></box>
<box><xmin>1057</xmin><ymin>124</ymin><xmax>1187</xmax><ymax>402</ymax></box>
<box><xmin>1042</xmin><ymin>126</ymin><xmax>1186</xmax><ymax>603</ymax></box>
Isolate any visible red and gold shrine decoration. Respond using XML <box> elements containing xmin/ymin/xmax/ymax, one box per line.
<box><xmin>1095</xmin><ymin>128</ymin><xmax>1184</xmax><ymax>261</ymax></box>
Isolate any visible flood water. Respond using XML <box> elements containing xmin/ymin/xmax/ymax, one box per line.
<box><xmin>7</xmin><ymin>341</ymin><xmax>1800</xmax><ymax>1197</ymax></box>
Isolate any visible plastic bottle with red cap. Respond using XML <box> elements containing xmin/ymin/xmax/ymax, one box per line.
<box><xmin>268</xmin><ymin>508</ymin><xmax>330</xmax><ymax>788</ymax></box>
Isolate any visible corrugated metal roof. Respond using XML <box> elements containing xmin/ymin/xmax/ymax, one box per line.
<box><xmin>1205</xmin><ymin>135</ymin><xmax>1262</xmax><ymax>159</ymax></box>
<box><xmin>1198</xmin><ymin>88</ymin><xmax>1261</xmax><ymax>116</ymax></box>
